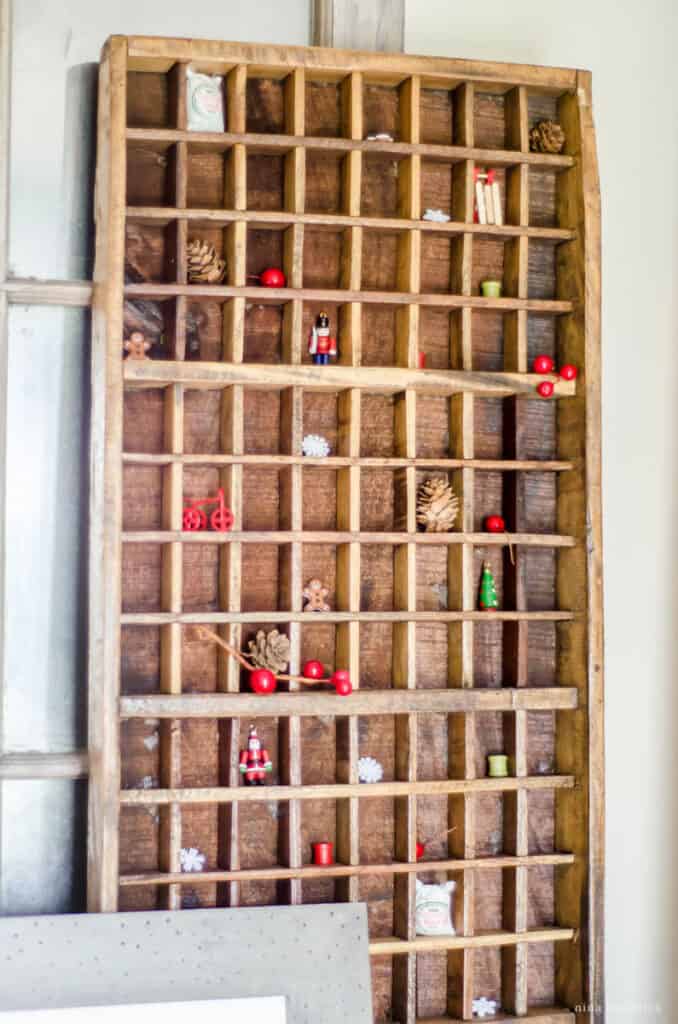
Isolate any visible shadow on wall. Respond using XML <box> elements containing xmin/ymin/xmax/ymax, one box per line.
<box><xmin>64</xmin><ymin>63</ymin><xmax>98</xmax><ymax>280</ymax></box>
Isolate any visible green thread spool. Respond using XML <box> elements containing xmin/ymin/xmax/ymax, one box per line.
<box><xmin>487</xmin><ymin>754</ymin><xmax>509</xmax><ymax>778</ymax></box>
<box><xmin>481</xmin><ymin>279</ymin><xmax>502</xmax><ymax>298</ymax></box>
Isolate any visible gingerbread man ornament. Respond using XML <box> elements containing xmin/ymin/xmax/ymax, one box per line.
<box><xmin>124</xmin><ymin>331</ymin><xmax>152</xmax><ymax>360</ymax></box>
<box><xmin>303</xmin><ymin>578</ymin><xmax>331</xmax><ymax>612</ymax></box>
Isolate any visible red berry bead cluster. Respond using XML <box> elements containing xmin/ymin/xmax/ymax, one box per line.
<box><xmin>250</xmin><ymin>668</ymin><xmax>277</xmax><ymax>694</ymax></box>
<box><xmin>532</xmin><ymin>354</ymin><xmax>578</xmax><ymax>398</ymax></box>
<box><xmin>303</xmin><ymin>661</ymin><xmax>353</xmax><ymax>695</ymax></box>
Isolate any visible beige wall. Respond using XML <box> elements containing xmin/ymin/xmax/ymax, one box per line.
<box><xmin>406</xmin><ymin>2</ymin><xmax>677</xmax><ymax>1019</ymax></box>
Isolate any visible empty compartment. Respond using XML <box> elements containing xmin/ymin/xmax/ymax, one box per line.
<box><xmin>186</xmin><ymin>144</ymin><xmax>233</xmax><ymax>209</ymax></box>
<box><xmin>123</xmin><ymin>464</ymin><xmax>164</xmax><ymax>531</ymax></box>
<box><xmin>474</xmin><ymin>397</ymin><xmax>506</xmax><ymax>459</ymax></box>
<box><xmin>415</xmin><ymin>623</ymin><xmax>449</xmax><ymax>689</ymax></box>
<box><xmin>527</xmin><ymin>943</ymin><xmax>556</xmax><ymax>1007</ymax></box>
<box><xmin>120</xmin><ymin>717</ymin><xmax>161</xmax><ymax>791</ymax></box>
<box><xmin>360</xmin><ymin>623</ymin><xmax>394</xmax><ymax>689</ymax></box>
<box><xmin>529</xmin><ymin>168</ymin><xmax>559</xmax><ymax>228</ymax></box>
<box><xmin>243</xmin><ymin>389</ymin><xmax>283</xmax><ymax>454</ymax></box>
<box><xmin>182</xmin><ymin>542</ymin><xmax>221</xmax><ymax>613</ymax></box>
<box><xmin>182</xmin><ymin>623</ymin><xmax>221</xmax><ymax>694</ymax></box>
<box><xmin>519</xmin><ymin>471</ymin><xmax>557</xmax><ymax>534</ymax></box>
<box><xmin>123</xmin><ymin>389</ymin><xmax>168</xmax><ymax>454</ymax></box>
<box><xmin>247</xmin><ymin>152</ymin><xmax>285</xmax><ymax>211</ymax></box>
<box><xmin>121</xmin><ymin>543</ymin><xmax>163</xmax><ymax>613</ymax></box>
<box><xmin>528</xmin><ymin>239</ymin><xmax>558</xmax><ymax>299</ymax></box>
<box><xmin>120</xmin><ymin>625</ymin><xmax>161</xmax><ymax>695</ymax></box>
<box><xmin>522</xmin><ymin>547</ymin><xmax>556</xmax><ymax>611</ymax></box>
<box><xmin>361</xmin><ymin>468</ymin><xmax>407</xmax><ymax>532</ymax></box>
<box><xmin>420</xmin><ymin>84</ymin><xmax>456</xmax><ymax>145</ymax></box>
<box><xmin>362</xmin><ymin>154</ymin><xmax>404</xmax><ymax>218</ymax></box>
<box><xmin>419</xmin><ymin>307</ymin><xmax>459</xmax><ymax>370</ymax></box>
<box><xmin>527</xmin><ymin>621</ymin><xmax>557</xmax><ymax>687</ymax></box>
<box><xmin>302</xmin><ymin>467</ymin><xmax>338</xmax><ymax>531</ymax></box>
<box><xmin>246</xmin><ymin>76</ymin><xmax>286</xmax><ymax>134</ymax></box>
<box><xmin>360</xmin><ymin>544</ymin><xmax>395</xmax><ymax>611</ymax></box>
<box><xmin>474</xmin><ymin>791</ymin><xmax>506</xmax><ymax>857</ymax></box>
<box><xmin>127</xmin><ymin>69</ymin><xmax>177</xmax><ymax>128</ymax></box>
<box><xmin>242</xmin><ymin>465</ymin><xmax>289</xmax><ymax>531</ymax></box>
<box><xmin>126</xmin><ymin>221</ymin><xmax>181</xmax><ymax>284</ymax></box>
<box><xmin>305</xmin><ymin>152</ymin><xmax>348</xmax><ymax>214</ymax></box>
<box><xmin>360</xmin><ymin>393</ymin><xmax>397</xmax><ymax>457</ymax></box>
<box><xmin>126</xmin><ymin>141</ymin><xmax>177</xmax><ymax>206</ymax></box>
<box><xmin>474</xmin><ymin>91</ymin><xmax>508</xmax><ymax>150</ymax></box>
<box><xmin>361</xmin><ymin>305</ymin><xmax>398</xmax><ymax>367</ymax></box>
<box><xmin>183</xmin><ymin>389</ymin><xmax>225</xmax><ymax>454</ymax></box>
<box><xmin>527</xmin><ymin>312</ymin><xmax>557</xmax><ymax>367</ymax></box>
<box><xmin>361</xmin><ymin>875</ymin><xmax>395</xmax><ymax>939</ymax></box>
<box><xmin>474</xmin><ymin>619</ymin><xmax>504</xmax><ymax>688</ymax></box>
<box><xmin>417</xmin><ymin>712</ymin><xmax>450</xmax><ymax>783</ymax></box>
<box><xmin>305</xmin><ymin>77</ymin><xmax>344</xmax><ymax>137</ymax></box>
<box><xmin>517</xmin><ymin>399</ymin><xmax>556</xmax><ymax>461</ymax></box>
<box><xmin>528</xmin><ymin>865</ymin><xmax>555</xmax><ymax>928</ymax></box>
<box><xmin>420</xmin><ymin>233</ymin><xmax>461</xmax><ymax>295</ymax></box>
<box><xmin>416</xmin><ymin>544</ymin><xmax>453</xmax><ymax>611</ymax></box>
<box><xmin>363</xmin><ymin>81</ymin><xmax>401</xmax><ymax>140</ymax></box>
<box><xmin>302</xmin><ymin>226</ymin><xmax>346</xmax><ymax>289</ymax></box>
<box><xmin>421</xmin><ymin>159</ymin><xmax>465</xmax><ymax>221</ymax></box>
<box><xmin>240</xmin><ymin>543</ymin><xmax>290</xmax><ymax>612</ymax></box>
<box><xmin>527</xmin><ymin>790</ymin><xmax>555</xmax><ymax>854</ymax></box>
<box><xmin>415</xmin><ymin>395</ymin><xmax>453</xmax><ymax>458</ymax></box>
<box><xmin>244</xmin><ymin>301</ymin><xmax>286</xmax><ymax>363</ymax></box>
<box><xmin>184</xmin><ymin>299</ymin><xmax>233</xmax><ymax>361</ymax></box>
<box><xmin>361</xmin><ymin>229</ymin><xmax>403</xmax><ymax>291</ymax></box>
<box><xmin>527</xmin><ymin>711</ymin><xmax>556</xmax><ymax>776</ymax></box>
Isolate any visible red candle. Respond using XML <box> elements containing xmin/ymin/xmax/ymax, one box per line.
<box><xmin>418</xmin><ymin>351</ymin><xmax>426</xmax><ymax>369</ymax></box>
<box><xmin>313</xmin><ymin>841</ymin><xmax>334</xmax><ymax>866</ymax></box>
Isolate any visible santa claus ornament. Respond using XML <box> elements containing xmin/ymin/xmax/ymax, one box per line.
<box><xmin>308</xmin><ymin>311</ymin><xmax>337</xmax><ymax>365</ymax></box>
<box><xmin>239</xmin><ymin>724</ymin><xmax>272</xmax><ymax>785</ymax></box>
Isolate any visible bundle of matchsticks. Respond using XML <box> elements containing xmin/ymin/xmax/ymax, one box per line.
<box><xmin>474</xmin><ymin>168</ymin><xmax>503</xmax><ymax>226</ymax></box>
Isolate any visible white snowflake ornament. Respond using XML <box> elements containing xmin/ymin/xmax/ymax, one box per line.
<box><xmin>358</xmin><ymin>756</ymin><xmax>384</xmax><ymax>784</ymax></box>
<box><xmin>472</xmin><ymin>996</ymin><xmax>499</xmax><ymax>1018</ymax></box>
<box><xmin>422</xmin><ymin>207</ymin><xmax>451</xmax><ymax>223</ymax></box>
<box><xmin>302</xmin><ymin>433</ymin><xmax>331</xmax><ymax>458</ymax></box>
<box><xmin>180</xmin><ymin>846</ymin><xmax>206</xmax><ymax>873</ymax></box>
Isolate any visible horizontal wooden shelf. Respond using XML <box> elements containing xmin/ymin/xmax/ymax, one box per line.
<box><xmin>125</xmin><ymin>282</ymin><xmax>573</xmax><ymax>315</ymax></box>
<box><xmin>119</xmin><ymin>852</ymin><xmax>575</xmax><ymax>887</ymax></box>
<box><xmin>119</xmin><ymin>775</ymin><xmax>575</xmax><ymax>806</ymax></box>
<box><xmin>127</xmin><ymin>126</ymin><xmax>575</xmax><ymax>171</ymax></box>
<box><xmin>417</xmin><ymin>1011</ymin><xmax>574</xmax><ymax>1024</ymax></box>
<box><xmin>121</xmin><ymin>529</ymin><xmax>575</xmax><ymax>547</ymax></box>
<box><xmin>122</xmin><ymin>453</ymin><xmax>575</xmax><ymax>472</ymax></box>
<box><xmin>120</xmin><ymin>610</ymin><xmax>575</xmax><ymax>625</ymax></box>
<box><xmin>369</xmin><ymin>927</ymin><xmax>574</xmax><ymax>956</ymax></box>
<box><xmin>123</xmin><ymin>361</ymin><xmax>576</xmax><ymax>397</ymax></box>
<box><xmin>120</xmin><ymin>686</ymin><xmax>578</xmax><ymax>719</ymax></box>
<box><xmin>126</xmin><ymin>206</ymin><xmax>576</xmax><ymax>243</ymax></box>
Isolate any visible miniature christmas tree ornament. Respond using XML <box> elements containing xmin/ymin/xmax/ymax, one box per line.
<box><xmin>308</xmin><ymin>311</ymin><xmax>337</xmax><ymax>365</ymax></box>
<box><xmin>301</xmin><ymin>434</ymin><xmax>331</xmax><ymax>458</ymax></box>
<box><xmin>239</xmin><ymin>724</ymin><xmax>273</xmax><ymax>785</ymax></box>
<box><xmin>479</xmin><ymin>562</ymin><xmax>499</xmax><ymax>611</ymax></box>
<box><xmin>417</xmin><ymin>478</ymin><xmax>459</xmax><ymax>533</ymax></box>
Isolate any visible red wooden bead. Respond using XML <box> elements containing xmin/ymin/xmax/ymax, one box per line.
<box><xmin>484</xmin><ymin>514</ymin><xmax>506</xmax><ymax>533</ymax></box>
<box><xmin>302</xmin><ymin>659</ymin><xmax>325</xmax><ymax>680</ymax></box>
<box><xmin>331</xmin><ymin>670</ymin><xmax>352</xmax><ymax>695</ymax></box>
<box><xmin>559</xmin><ymin>363</ymin><xmax>578</xmax><ymax>381</ymax></box>
<box><xmin>416</xmin><ymin>842</ymin><xmax>425</xmax><ymax>861</ymax></box>
<box><xmin>533</xmin><ymin>354</ymin><xmax>554</xmax><ymax>374</ymax></box>
<box><xmin>259</xmin><ymin>267</ymin><xmax>286</xmax><ymax>288</ymax></box>
<box><xmin>536</xmin><ymin>380</ymin><xmax>554</xmax><ymax>398</ymax></box>
<box><xmin>250</xmin><ymin>668</ymin><xmax>276</xmax><ymax>694</ymax></box>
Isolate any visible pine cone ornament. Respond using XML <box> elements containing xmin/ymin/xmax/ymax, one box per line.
<box><xmin>416</xmin><ymin>477</ymin><xmax>459</xmax><ymax>533</ymax></box>
<box><xmin>529</xmin><ymin>120</ymin><xmax>565</xmax><ymax>155</ymax></box>
<box><xmin>187</xmin><ymin>239</ymin><xmax>227</xmax><ymax>284</ymax></box>
<box><xmin>247</xmin><ymin>629</ymin><xmax>290</xmax><ymax>674</ymax></box>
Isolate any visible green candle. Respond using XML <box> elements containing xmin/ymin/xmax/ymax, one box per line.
<box><xmin>487</xmin><ymin>754</ymin><xmax>509</xmax><ymax>778</ymax></box>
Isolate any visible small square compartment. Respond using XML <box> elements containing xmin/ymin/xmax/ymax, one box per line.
<box><xmin>361</xmin><ymin>305</ymin><xmax>397</xmax><ymax>366</ymax></box>
<box><xmin>239</xmin><ymin>786</ymin><xmax>282</xmax><ymax>907</ymax></box>
<box><xmin>358</xmin><ymin>714</ymin><xmax>395</xmax><ymax>788</ymax></box>
<box><xmin>186</xmin><ymin>144</ymin><xmax>233</xmax><ymax>209</ymax></box>
<box><xmin>360</xmin><ymin>623</ymin><xmax>394</xmax><ymax>689</ymax></box>
<box><xmin>416</xmin><ymin>543</ymin><xmax>453</xmax><ymax>610</ymax></box>
<box><xmin>361</xmin><ymin>468</ymin><xmax>407</xmax><ymax>532</ymax></box>
<box><xmin>183</xmin><ymin>389</ymin><xmax>225</xmax><ymax>454</ymax></box>
<box><xmin>420</xmin><ymin>84</ymin><xmax>456</xmax><ymax>145</ymax></box>
<box><xmin>527</xmin><ymin>313</ymin><xmax>556</xmax><ymax>368</ymax></box>
<box><xmin>527</xmin><ymin>710</ymin><xmax>556</xmax><ymax>777</ymax></box>
<box><xmin>302</xmin><ymin>466</ymin><xmax>338</xmax><ymax>531</ymax></box>
<box><xmin>360</xmin><ymin>393</ymin><xmax>397</xmax><ymax>457</ymax></box>
<box><xmin>527</xmin><ymin>621</ymin><xmax>557</xmax><ymax>687</ymax></box>
<box><xmin>247</xmin><ymin>152</ymin><xmax>285</xmax><ymax>211</ymax></box>
<box><xmin>121</xmin><ymin>625</ymin><xmax>161</xmax><ymax>695</ymax></box>
<box><xmin>363</xmin><ymin>81</ymin><xmax>402</xmax><ymax>140</ymax></box>
<box><xmin>127</xmin><ymin>69</ymin><xmax>175</xmax><ymax>129</ymax></box>
<box><xmin>474</xmin><ymin>711</ymin><xmax>512</xmax><ymax>778</ymax></box>
<box><xmin>182</xmin><ymin>542</ymin><xmax>221</xmax><ymax>613</ymax></box>
<box><xmin>527</xmin><ymin>789</ymin><xmax>555</xmax><ymax>855</ymax></box>
<box><xmin>305</xmin><ymin>77</ymin><xmax>344</xmax><ymax>137</ymax></box>
<box><xmin>121</xmin><ymin>543</ymin><xmax>163</xmax><ymax>613</ymax></box>
<box><xmin>474</xmin><ymin>469</ymin><xmax>507</xmax><ymax>531</ymax></box>
<box><xmin>244</xmin><ymin>300</ymin><xmax>286</xmax><ymax>363</ymax></box>
<box><xmin>246</xmin><ymin>225</ymin><xmax>285</xmax><ymax>280</ymax></box>
<box><xmin>181</xmin><ymin>622</ymin><xmax>220</xmax><ymax>694</ymax></box>
<box><xmin>474</xmin><ymin>397</ymin><xmax>506</xmax><ymax>459</ymax></box>
<box><xmin>517</xmin><ymin>400</ymin><xmax>556</xmax><ymax>461</ymax></box>
<box><xmin>527</xmin><ymin>943</ymin><xmax>556</xmax><ymax>1008</ymax></box>
<box><xmin>474</xmin><ymin>792</ymin><xmax>507</xmax><ymax>857</ymax></box>
<box><xmin>417</xmin><ymin>712</ymin><xmax>451</xmax><ymax>782</ymax></box>
<box><xmin>474</xmin><ymin>166</ymin><xmax>511</xmax><ymax>226</ymax></box>
<box><xmin>123</xmin><ymin>388</ymin><xmax>167</xmax><ymax>454</ymax></box>
<box><xmin>529</xmin><ymin>168</ymin><xmax>559</xmax><ymax>229</ymax></box>
<box><xmin>302</xmin><ymin>543</ymin><xmax>338</xmax><ymax>609</ymax></box>
<box><xmin>242</xmin><ymin>465</ymin><xmax>289</xmax><ymax>531</ymax></box>
<box><xmin>472</xmin><ymin>948</ymin><xmax>503</xmax><ymax>1015</ymax></box>
<box><xmin>361</xmin><ymin>875</ymin><xmax>395</xmax><ymax>939</ymax></box>
<box><xmin>301</xmin><ymin>300</ymin><xmax>342</xmax><ymax>366</ymax></box>
<box><xmin>420</xmin><ymin>232</ymin><xmax>463</xmax><ymax>295</ymax></box>
<box><xmin>126</xmin><ymin>142</ymin><xmax>177</xmax><ymax>207</ymax></box>
<box><xmin>123</xmin><ymin>465</ymin><xmax>164</xmax><ymax>532</ymax></box>
<box><xmin>361</xmin><ymin>229</ymin><xmax>402</xmax><ymax>291</ymax></box>
<box><xmin>300</xmin><ymin>620</ymin><xmax>337</xmax><ymax>675</ymax></box>
<box><xmin>243</xmin><ymin>389</ymin><xmax>283</xmax><ymax>455</ymax></box>
<box><xmin>527</xmin><ymin>864</ymin><xmax>555</xmax><ymax>929</ymax></box>
<box><xmin>125</xmin><ymin>221</ymin><xmax>181</xmax><ymax>284</ymax></box>
<box><xmin>421</xmin><ymin>159</ymin><xmax>466</xmax><ymax>222</ymax></box>
<box><xmin>360</xmin><ymin>544</ymin><xmax>396</xmax><ymax>611</ymax></box>
<box><xmin>471</xmin><ymin>310</ymin><xmax>505</xmax><ymax>371</ymax></box>
<box><xmin>415</xmin><ymin>623</ymin><xmax>449</xmax><ymax>689</ymax></box>
<box><xmin>120</xmin><ymin>717</ymin><xmax>161</xmax><ymax>790</ymax></box>
<box><xmin>474</xmin><ymin>619</ymin><xmax>504</xmax><ymax>688</ymax></box>
<box><xmin>522</xmin><ymin>547</ymin><xmax>556</xmax><ymax>612</ymax></box>
<box><xmin>528</xmin><ymin>239</ymin><xmax>558</xmax><ymax>300</ymax></box>
<box><xmin>362</xmin><ymin>154</ymin><xmax>405</xmax><ymax>218</ymax></box>
<box><xmin>124</xmin><ymin>296</ymin><xmax>180</xmax><ymax>360</ymax></box>
<box><xmin>240</xmin><ymin>543</ymin><xmax>286</xmax><ymax>611</ymax></box>
<box><xmin>418</xmin><ymin>308</ymin><xmax>461</xmax><ymax>370</ymax></box>
<box><xmin>246</xmin><ymin>76</ymin><xmax>286</xmax><ymax>134</ymax></box>
<box><xmin>474</xmin><ymin>91</ymin><xmax>508</xmax><ymax>150</ymax></box>
<box><xmin>471</xmin><ymin>237</ymin><xmax>505</xmax><ymax>295</ymax></box>
<box><xmin>305</xmin><ymin>152</ymin><xmax>348</xmax><ymax>214</ymax></box>
<box><xmin>301</xmin><ymin>798</ymin><xmax>339</xmax><ymax>904</ymax></box>
<box><xmin>184</xmin><ymin>298</ymin><xmax>235</xmax><ymax>362</ymax></box>
<box><xmin>302</xmin><ymin>226</ymin><xmax>346</xmax><ymax>289</ymax></box>
<box><xmin>302</xmin><ymin>390</ymin><xmax>339</xmax><ymax>453</ymax></box>
<box><xmin>415</xmin><ymin>396</ymin><xmax>455</xmax><ymax>458</ymax></box>
<box><xmin>520</xmin><ymin>472</ymin><xmax>557</xmax><ymax>534</ymax></box>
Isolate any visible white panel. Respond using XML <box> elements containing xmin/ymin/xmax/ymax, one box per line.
<box><xmin>2</xmin><ymin>998</ymin><xmax>287</xmax><ymax>1023</ymax></box>
<box><xmin>9</xmin><ymin>0</ymin><xmax>310</xmax><ymax>279</ymax></box>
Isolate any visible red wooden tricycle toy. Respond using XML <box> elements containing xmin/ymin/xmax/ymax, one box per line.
<box><xmin>182</xmin><ymin>487</ymin><xmax>234</xmax><ymax>532</ymax></box>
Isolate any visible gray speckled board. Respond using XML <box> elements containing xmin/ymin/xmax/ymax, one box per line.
<box><xmin>0</xmin><ymin>904</ymin><xmax>372</xmax><ymax>1021</ymax></box>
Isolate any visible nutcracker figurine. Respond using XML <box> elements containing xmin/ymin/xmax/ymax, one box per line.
<box><xmin>308</xmin><ymin>311</ymin><xmax>337</xmax><ymax>365</ymax></box>
<box><xmin>239</xmin><ymin>724</ymin><xmax>273</xmax><ymax>785</ymax></box>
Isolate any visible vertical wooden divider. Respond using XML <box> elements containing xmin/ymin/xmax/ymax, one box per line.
<box><xmin>217</xmin><ymin>383</ymin><xmax>244</xmax><ymax>908</ymax></box>
<box><xmin>159</xmin><ymin>383</ymin><xmax>184</xmax><ymax>910</ymax></box>
<box><xmin>168</xmin><ymin>62</ymin><xmax>188</xmax><ymax>360</ymax></box>
<box><xmin>278</xmin><ymin>386</ymin><xmax>304</xmax><ymax>904</ymax></box>
<box><xmin>340</xmin><ymin>224</ymin><xmax>362</xmax><ymax>366</ymax></box>
<box><xmin>336</xmin><ymin>387</ymin><xmax>360</xmax><ymax>904</ymax></box>
<box><xmin>284</xmin><ymin>223</ymin><xmax>304</xmax><ymax>364</ymax></box>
